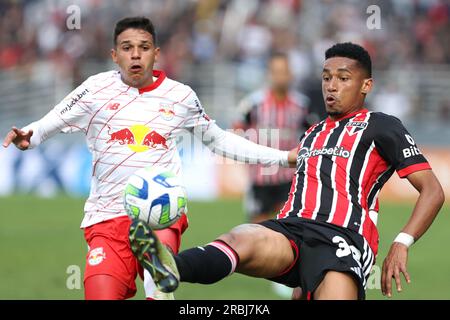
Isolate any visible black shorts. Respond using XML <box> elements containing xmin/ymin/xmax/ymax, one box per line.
<box><xmin>245</xmin><ymin>182</ymin><xmax>291</xmax><ymax>219</ymax></box>
<box><xmin>259</xmin><ymin>217</ymin><xmax>375</xmax><ymax>300</ymax></box>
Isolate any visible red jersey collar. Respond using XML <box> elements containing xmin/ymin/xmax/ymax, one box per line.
<box><xmin>137</xmin><ymin>70</ymin><xmax>166</xmax><ymax>94</ymax></box>
<box><xmin>326</xmin><ymin>108</ymin><xmax>368</xmax><ymax>123</ymax></box>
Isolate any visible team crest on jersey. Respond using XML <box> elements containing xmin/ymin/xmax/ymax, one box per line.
<box><xmin>345</xmin><ymin>121</ymin><xmax>368</xmax><ymax>136</ymax></box>
<box><xmin>88</xmin><ymin>247</ymin><xmax>106</xmax><ymax>266</ymax></box>
<box><xmin>158</xmin><ymin>103</ymin><xmax>175</xmax><ymax>120</ymax></box>
<box><xmin>105</xmin><ymin>102</ymin><xmax>120</xmax><ymax>110</ymax></box>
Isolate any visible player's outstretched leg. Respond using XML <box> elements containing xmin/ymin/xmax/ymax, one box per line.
<box><xmin>130</xmin><ymin>220</ymin><xmax>296</xmax><ymax>293</ymax></box>
<box><xmin>128</xmin><ymin>219</ymin><xmax>179</xmax><ymax>293</ymax></box>
<box><xmin>175</xmin><ymin>223</ymin><xmax>295</xmax><ymax>283</ymax></box>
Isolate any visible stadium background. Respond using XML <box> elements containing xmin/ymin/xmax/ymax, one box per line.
<box><xmin>0</xmin><ymin>0</ymin><xmax>449</xmax><ymax>299</ymax></box>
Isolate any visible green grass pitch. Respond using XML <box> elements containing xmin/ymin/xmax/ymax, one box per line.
<box><xmin>0</xmin><ymin>196</ymin><xmax>448</xmax><ymax>299</ymax></box>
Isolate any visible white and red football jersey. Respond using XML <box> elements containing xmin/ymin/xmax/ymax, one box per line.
<box><xmin>24</xmin><ymin>69</ymin><xmax>289</xmax><ymax>228</ymax></box>
<box><xmin>26</xmin><ymin>70</ymin><xmax>213</xmax><ymax>227</ymax></box>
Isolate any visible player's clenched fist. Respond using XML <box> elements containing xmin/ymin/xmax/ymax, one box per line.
<box><xmin>2</xmin><ymin>126</ymin><xmax>33</xmax><ymax>150</ymax></box>
<box><xmin>381</xmin><ymin>242</ymin><xmax>411</xmax><ymax>298</ymax></box>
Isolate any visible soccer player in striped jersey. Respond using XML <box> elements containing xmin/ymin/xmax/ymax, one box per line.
<box><xmin>233</xmin><ymin>52</ymin><xmax>309</xmax><ymax>298</ymax></box>
<box><xmin>234</xmin><ymin>52</ymin><xmax>309</xmax><ymax>224</ymax></box>
<box><xmin>2</xmin><ymin>17</ymin><xmax>294</xmax><ymax>300</ymax></box>
<box><xmin>133</xmin><ymin>42</ymin><xmax>445</xmax><ymax>300</ymax></box>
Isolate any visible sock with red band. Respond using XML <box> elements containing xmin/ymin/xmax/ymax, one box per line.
<box><xmin>174</xmin><ymin>240</ymin><xmax>239</xmax><ymax>284</ymax></box>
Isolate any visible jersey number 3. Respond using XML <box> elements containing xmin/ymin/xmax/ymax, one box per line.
<box><xmin>332</xmin><ymin>235</ymin><xmax>362</xmax><ymax>265</ymax></box>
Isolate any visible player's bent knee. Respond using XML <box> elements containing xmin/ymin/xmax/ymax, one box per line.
<box><xmin>218</xmin><ymin>224</ymin><xmax>294</xmax><ymax>278</ymax></box>
<box><xmin>217</xmin><ymin>224</ymin><xmax>267</xmax><ymax>263</ymax></box>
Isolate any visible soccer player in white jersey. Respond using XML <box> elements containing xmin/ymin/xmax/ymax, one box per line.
<box><xmin>2</xmin><ymin>17</ymin><xmax>295</xmax><ymax>300</ymax></box>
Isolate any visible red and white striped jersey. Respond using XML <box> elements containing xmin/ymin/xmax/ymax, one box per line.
<box><xmin>278</xmin><ymin>109</ymin><xmax>431</xmax><ymax>255</ymax></box>
<box><xmin>27</xmin><ymin>70</ymin><xmax>213</xmax><ymax>228</ymax></box>
<box><xmin>236</xmin><ymin>89</ymin><xmax>309</xmax><ymax>185</ymax></box>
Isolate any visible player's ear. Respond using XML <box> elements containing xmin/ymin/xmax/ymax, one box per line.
<box><xmin>361</xmin><ymin>78</ymin><xmax>373</xmax><ymax>95</ymax></box>
<box><xmin>154</xmin><ymin>47</ymin><xmax>161</xmax><ymax>63</ymax></box>
<box><xmin>111</xmin><ymin>48</ymin><xmax>118</xmax><ymax>64</ymax></box>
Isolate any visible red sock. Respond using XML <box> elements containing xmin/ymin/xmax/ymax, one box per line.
<box><xmin>155</xmin><ymin>227</ymin><xmax>180</xmax><ymax>254</ymax></box>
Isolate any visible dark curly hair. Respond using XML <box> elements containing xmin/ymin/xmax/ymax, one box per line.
<box><xmin>325</xmin><ymin>42</ymin><xmax>372</xmax><ymax>77</ymax></box>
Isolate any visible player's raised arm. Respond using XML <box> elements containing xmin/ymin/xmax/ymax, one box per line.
<box><xmin>2</xmin><ymin>106</ymin><xmax>82</xmax><ymax>151</ymax></box>
<box><xmin>2</xmin><ymin>79</ymin><xmax>94</xmax><ymax>150</ymax></box>
<box><xmin>198</xmin><ymin>122</ymin><xmax>290</xmax><ymax>167</ymax></box>
<box><xmin>181</xmin><ymin>87</ymin><xmax>292</xmax><ymax>167</ymax></box>
<box><xmin>2</xmin><ymin>126</ymin><xmax>34</xmax><ymax>150</ymax></box>
<box><xmin>381</xmin><ymin>169</ymin><xmax>444</xmax><ymax>298</ymax></box>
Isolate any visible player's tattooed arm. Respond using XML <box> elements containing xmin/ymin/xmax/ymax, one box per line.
<box><xmin>381</xmin><ymin>170</ymin><xmax>444</xmax><ymax>297</ymax></box>
<box><xmin>2</xmin><ymin>126</ymin><xmax>33</xmax><ymax>150</ymax></box>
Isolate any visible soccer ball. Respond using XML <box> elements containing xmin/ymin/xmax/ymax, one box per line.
<box><xmin>123</xmin><ymin>167</ymin><xmax>187</xmax><ymax>230</ymax></box>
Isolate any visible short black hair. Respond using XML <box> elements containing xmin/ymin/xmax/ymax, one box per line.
<box><xmin>114</xmin><ymin>17</ymin><xmax>157</xmax><ymax>46</ymax></box>
<box><xmin>325</xmin><ymin>42</ymin><xmax>372</xmax><ymax>77</ymax></box>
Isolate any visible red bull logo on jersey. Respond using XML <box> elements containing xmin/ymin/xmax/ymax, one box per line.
<box><xmin>142</xmin><ymin>130</ymin><xmax>168</xmax><ymax>149</ymax></box>
<box><xmin>88</xmin><ymin>247</ymin><xmax>106</xmax><ymax>266</ymax></box>
<box><xmin>107</xmin><ymin>125</ymin><xmax>168</xmax><ymax>152</ymax></box>
<box><xmin>105</xmin><ymin>102</ymin><xmax>120</xmax><ymax>110</ymax></box>
<box><xmin>107</xmin><ymin>128</ymin><xmax>135</xmax><ymax>145</ymax></box>
<box><xmin>158</xmin><ymin>103</ymin><xmax>175</xmax><ymax>121</ymax></box>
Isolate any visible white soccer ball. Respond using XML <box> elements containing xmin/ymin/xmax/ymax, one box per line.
<box><xmin>123</xmin><ymin>167</ymin><xmax>187</xmax><ymax>230</ymax></box>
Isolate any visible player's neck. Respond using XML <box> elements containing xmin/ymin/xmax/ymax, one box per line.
<box><xmin>271</xmin><ymin>89</ymin><xmax>288</xmax><ymax>102</ymax></box>
<box><xmin>121</xmin><ymin>75</ymin><xmax>158</xmax><ymax>89</ymax></box>
<box><xmin>328</xmin><ymin>106</ymin><xmax>366</xmax><ymax>122</ymax></box>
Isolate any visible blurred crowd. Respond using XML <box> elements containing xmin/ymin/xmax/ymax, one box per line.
<box><xmin>1</xmin><ymin>0</ymin><xmax>450</xmax><ymax>121</ymax></box>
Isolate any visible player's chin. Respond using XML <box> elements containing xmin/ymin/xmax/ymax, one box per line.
<box><xmin>326</xmin><ymin>107</ymin><xmax>345</xmax><ymax>118</ymax></box>
<box><xmin>128</xmin><ymin>71</ymin><xmax>143</xmax><ymax>79</ymax></box>
<box><xmin>325</xmin><ymin>104</ymin><xmax>340</xmax><ymax>114</ymax></box>
<box><xmin>127</xmin><ymin>73</ymin><xmax>144</xmax><ymax>85</ymax></box>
